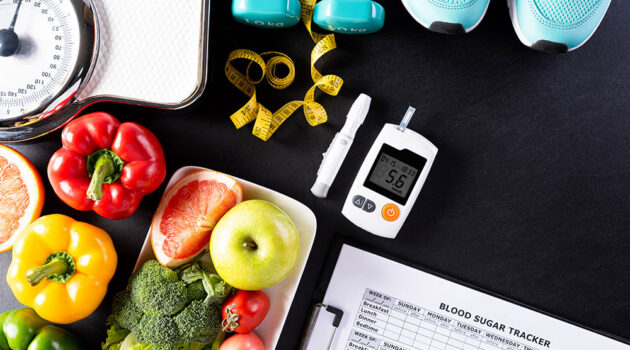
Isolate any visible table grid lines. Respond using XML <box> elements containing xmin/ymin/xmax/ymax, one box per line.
<box><xmin>346</xmin><ymin>288</ymin><xmax>541</xmax><ymax>350</ymax></box>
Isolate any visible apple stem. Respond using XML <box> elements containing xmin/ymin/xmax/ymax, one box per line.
<box><xmin>242</xmin><ymin>241</ymin><xmax>257</xmax><ymax>249</ymax></box>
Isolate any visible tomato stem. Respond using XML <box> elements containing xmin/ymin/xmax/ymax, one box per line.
<box><xmin>25</xmin><ymin>252</ymin><xmax>76</xmax><ymax>286</ymax></box>
<box><xmin>222</xmin><ymin>305</ymin><xmax>240</xmax><ymax>332</ymax></box>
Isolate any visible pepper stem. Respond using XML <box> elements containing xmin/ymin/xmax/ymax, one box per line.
<box><xmin>86</xmin><ymin>149</ymin><xmax>124</xmax><ymax>201</ymax></box>
<box><xmin>26</xmin><ymin>252</ymin><xmax>76</xmax><ymax>286</ymax></box>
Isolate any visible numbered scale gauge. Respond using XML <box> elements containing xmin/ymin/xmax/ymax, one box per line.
<box><xmin>0</xmin><ymin>0</ymin><xmax>97</xmax><ymax>141</ymax></box>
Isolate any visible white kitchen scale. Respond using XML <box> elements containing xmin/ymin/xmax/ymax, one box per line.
<box><xmin>342</xmin><ymin>107</ymin><xmax>437</xmax><ymax>238</ymax></box>
<box><xmin>0</xmin><ymin>0</ymin><xmax>210</xmax><ymax>141</ymax></box>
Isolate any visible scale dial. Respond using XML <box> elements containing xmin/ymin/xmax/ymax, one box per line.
<box><xmin>0</xmin><ymin>0</ymin><xmax>97</xmax><ymax>139</ymax></box>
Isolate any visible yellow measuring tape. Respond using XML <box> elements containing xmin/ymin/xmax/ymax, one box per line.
<box><xmin>225</xmin><ymin>0</ymin><xmax>344</xmax><ymax>141</ymax></box>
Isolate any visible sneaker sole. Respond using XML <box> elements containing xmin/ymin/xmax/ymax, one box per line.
<box><xmin>401</xmin><ymin>0</ymin><xmax>491</xmax><ymax>34</ymax></box>
<box><xmin>507</xmin><ymin>0</ymin><xmax>610</xmax><ymax>53</ymax></box>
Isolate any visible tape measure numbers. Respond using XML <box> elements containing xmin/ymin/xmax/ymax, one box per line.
<box><xmin>225</xmin><ymin>0</ymin><xmax>344</xmax><ymax>141</ymax></box>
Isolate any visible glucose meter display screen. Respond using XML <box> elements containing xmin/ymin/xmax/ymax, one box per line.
<box><xmin>365</xmin><ymin>144</ymin><xmax>427</xmax><ymax>205</ymax></box>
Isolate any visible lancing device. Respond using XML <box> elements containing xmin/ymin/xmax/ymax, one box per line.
<box><xmin>311</xmin><ymin>94</ymin><xmax>372</xmax><ymax>198</ymax></box>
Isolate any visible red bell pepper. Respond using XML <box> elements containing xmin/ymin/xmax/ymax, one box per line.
<box><xmin>48</xmin><ymin>112</ymin><xmax>166</xmax><ymax>219</ymax></box>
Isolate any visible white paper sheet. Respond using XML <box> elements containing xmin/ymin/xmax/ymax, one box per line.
<box><xmin>304</xmin><ymin>245</ymin><xmax>629</xmax><ymax>350</ymax></box>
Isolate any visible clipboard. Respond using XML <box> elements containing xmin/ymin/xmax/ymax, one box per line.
<box><xmin>299</xmin><ymin>237</ymin><xmax>630</xmax><ymax>350</ymax></box>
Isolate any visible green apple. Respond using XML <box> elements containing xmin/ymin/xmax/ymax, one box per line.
<box><xmin>210</xmin><ymin>199</ymin><xmax>300</xmax><ymax>290</ymax></box>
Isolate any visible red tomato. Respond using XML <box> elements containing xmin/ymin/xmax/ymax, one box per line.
<box><xmin>222</xmin><ymin>291</ymin><xmax>270</xmax><ymax>333</ymax></box>
<box><xmin>220</xmin><ymin>332</ymin><xmax>265</xmax><ymax>350</ymax></box>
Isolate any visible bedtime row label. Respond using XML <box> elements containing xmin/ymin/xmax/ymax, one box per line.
<box><xmin>345</xmin><ymin>289</ymin><xmax>542</xmax><ymax>350</ymax></box>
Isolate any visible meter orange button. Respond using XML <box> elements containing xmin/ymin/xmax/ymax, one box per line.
<box><xmin>382</xmin><ymin>204</ymin><xmax>400</xmax><ymax>221</ymax></box>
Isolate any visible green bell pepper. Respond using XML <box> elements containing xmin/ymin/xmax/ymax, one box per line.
<box><xmin>0</xmin><ymin>308</ymin><xmax>83</xmax><ymax>350</ymax></box>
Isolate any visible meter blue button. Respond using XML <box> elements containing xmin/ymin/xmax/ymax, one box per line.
<box><xmin>352</xmin><ymin>195</ymin><xmax>366</xmax><ymax>208</ymax></box>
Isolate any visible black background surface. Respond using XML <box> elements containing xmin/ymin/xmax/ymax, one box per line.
<box><xmin>1</xmin><ymin>1</ymin><xmax>629</xmax><ymax>348</ymax></box>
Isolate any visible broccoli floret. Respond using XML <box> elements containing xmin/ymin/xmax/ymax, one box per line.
<box><xmin>129</xmin><ymin>260</ymin><xmax>189</xmax><ymax>316</ymax></box>
<box><xmin>104</xmin><ymin>259</ymin><xmax>229</xmax><ymax>350</ymax></box>
<box><xmin>108</xmin><ymin>291</ymin><xmax>126</xmax><ymax>324</ymax></box>
<box><xmin>110</xmin><ymin>291</ymin><xmax>143</xmax><ymax>331</ymax></box>
<box><xmin>174</xmin><ymin>343</ymin><xmax>205</xmax><ymax>350</ymax></box>
<box><xmin>174</xmin><ymin>300</ymin><xmax>221</xmax><ymax>345</ymax></box>
<box><xmin>134</xmin><ymin>313</ymin><xmax>181</xmax><ymax>347</ymax></box>
<box><xmin>180</xmin><ymin>262</ymin><xmax>230</xmax><ymax>304</ymax></box>
<box><xmin>186</xmin><ymin>280</ymin><xmax>207</xmax><ymax>302</ymax></box>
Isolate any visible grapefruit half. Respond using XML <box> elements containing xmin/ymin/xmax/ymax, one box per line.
<box><xmin>0</xmin><ymin>145</ymin><xmax>44</xmax><ymax>253</ymax></box>
<box><xmin>151</xmin><ymin>170</ymin><xmax>243</xmax><ymax>267</ymax></box>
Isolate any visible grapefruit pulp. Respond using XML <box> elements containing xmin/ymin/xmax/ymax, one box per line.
<box><xmin>151</xmin><ymin>170</ymin><xmax>243</xmax><ymax>267</ymax></box>
<box><xmin>0</xmin><ymin>145</ymin><xmax>44</xmax><ymax>253</ymax></box>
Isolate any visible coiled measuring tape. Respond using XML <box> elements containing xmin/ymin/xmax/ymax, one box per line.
<box><xmin>225</xmin><ymin>0</ymin><xmax>344</xmax><ymax>141</ymax></box>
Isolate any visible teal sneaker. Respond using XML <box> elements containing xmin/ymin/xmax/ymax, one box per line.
<box><xmin>401</xmin><ymin>0</ymin><xmax>491</xmax><ymax>34</ymax></box>
<box><xmin>508</xmin><ymin>0</ymin><xmax>612</xmax><ymax>53</ymax></box>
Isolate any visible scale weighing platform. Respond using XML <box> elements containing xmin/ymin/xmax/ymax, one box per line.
<box><xmin>0</xmin><ymin>0</ymin><xmax>210</xmax><ymax>141</ymax></box>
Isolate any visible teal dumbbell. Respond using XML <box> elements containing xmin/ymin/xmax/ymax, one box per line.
<box><xmin>232</xmin><ymin>0</ymin><xmax>302</xmax><ymax>29</ymax></box>
<box><xmin>313</xmin><ymin>0</ymin><xmax>385</xmax><ymax>34</ymax></box>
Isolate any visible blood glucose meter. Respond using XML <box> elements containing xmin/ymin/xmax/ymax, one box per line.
<box><xmin>342</xmin><ymin>107</ymin><xmax>437</xmax><ymax>238</ymax></box>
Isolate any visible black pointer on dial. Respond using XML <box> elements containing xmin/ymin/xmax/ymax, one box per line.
<box><xmin>0</xmin><ymin>0</ymin><xmax>23</xmax><ymax>57</ymax></box>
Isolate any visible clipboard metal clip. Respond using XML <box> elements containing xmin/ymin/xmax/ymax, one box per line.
<box><xmin>299</xmin><ymin>303</ymin><xmax>344</xmax><ymax>350</ymax></box>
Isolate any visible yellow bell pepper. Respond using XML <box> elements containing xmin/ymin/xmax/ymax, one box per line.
<box><xmin>6</xmin><ymin>214</ymin><xmax>117</xmax><ymax>324</ymax></box>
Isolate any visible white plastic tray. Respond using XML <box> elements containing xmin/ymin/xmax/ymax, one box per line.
<box><xmin>134</xmin><ymin>166</ymin><xmax>317</xmax><ymax>348</ymax></box>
